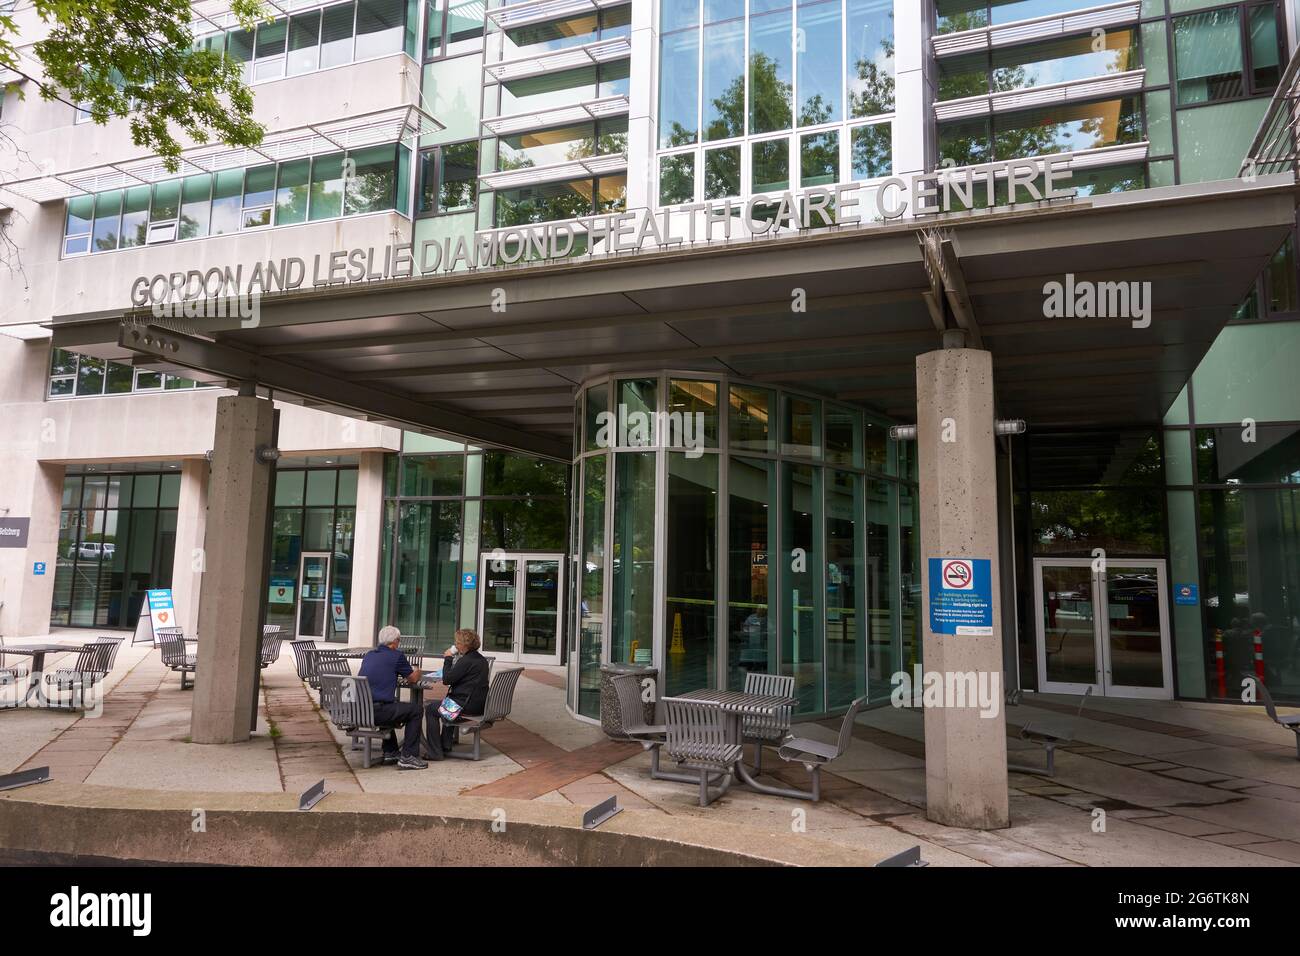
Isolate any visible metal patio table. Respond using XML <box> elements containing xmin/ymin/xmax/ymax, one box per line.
<box><xmin>1</xmin><ymin>643</ymin><xmax>88</xmax><ymax>704</ymax></box>
<box><xmin>678</xmin><ymin>688</ymin><xmax>805</xmax><ymax>800</ymax></box>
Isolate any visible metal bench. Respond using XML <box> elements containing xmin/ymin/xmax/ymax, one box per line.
<box><xmin>1246</xmin><ymin>673</ymin><xmax>1300</xmax><ymax>759</ymax></box>
<box><xmin>445</xmin><ymin>666</ymin><xmax>524</xmax><ymax>761</ymax></box>
<box><xmin>158</xmin><ymin>630</ymin><xmax>196</xmax><ymax>689</ymax></box>
<box><xmin>319</xmin><ymin>674</ymin><xmax>390</xmax><ymax>769</ymax></box>
<box><xmin>1012</xmin><ymin>687</ymin><xmax>1093</xmax><ymax>777</ymax></box>
<box><xmin>741</xmin><ymin>672</ymin><xmax>795</xmax><ymax>773</ymax></box>
<box><xmin>774</xmin><ymin>695</ymin><xmax>868</xmax><ymax>801</ymax></box>
<box><xmin>44</xmin><ymin>642</ymin><xmax>115</xmax><ymax>710</ymax></box>
<box><xmin>663</xmin><ymin>696</ymin><xmax>742</xmax><ymax>807</ymax></box>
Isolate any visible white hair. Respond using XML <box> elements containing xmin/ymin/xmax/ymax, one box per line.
<box><xmin>378</xmin><ymin>625</ymin><xmax>401</xmax><ymax>646</ymax></box>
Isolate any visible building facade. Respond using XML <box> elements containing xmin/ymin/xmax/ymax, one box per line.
<box><xmin>0</xmin><ymin>0</ymin><xmax>1298</xmax><ymax>727</ymax></box>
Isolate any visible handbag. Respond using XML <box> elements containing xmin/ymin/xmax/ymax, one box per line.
<box><xmin>438</xmin><ymin>696</ymin><xmax>463</xmax><ymax>722</ymax></box>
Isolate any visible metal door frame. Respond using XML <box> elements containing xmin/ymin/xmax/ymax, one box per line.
<box><xmin>296</xmin><ymin>551</ymin><xmax>332</xmax><ymax>639</ymax></box>
<box><xmin>1033</xmin><ymin>557</ymin><xmax>1173</xmax><ymax>699</ymax></box>
<box><xmin>477</xmin><ymin>551</ymin><xmax>565</xmax><ymax>666</ymax></box>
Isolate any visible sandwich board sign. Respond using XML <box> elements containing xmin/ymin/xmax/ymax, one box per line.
<box><xmin>132</xmin><ymin>588</ymin><xmax>181</xmax><ymax>644</ymax></box>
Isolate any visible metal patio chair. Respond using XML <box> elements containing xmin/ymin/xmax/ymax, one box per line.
<box><xmin>158</xmin><ymin>630</ymin><xmax>197</xmax><ymax>689</ymax></box>
<box><xmin>741</xmin><ymin>672</ymin><xmax>795</xmax><ymax>772</ymax></box>
<box><xmin>90</xmin><ymin>635</ymin><xmax>125</xmax><ymax>671</ymax></box>
<box><xmin>1012</xmin><ymin>686</ymin><xmax>1093</xmax><ymax>777</ymax></box>
<box><xmin>315</xmin><ymin>649</ymin><xmax>352</xmax><ymax>684</ymax></box>
<box><xmin>319</xmin><ymin>674</ymin><xmax>390</xmax><ymax>769</ymax></box>
<box><xmin>774</xmin><ymin>694</ymin><xmax>868</xmax><ymax>802</ymax></box>
<box><xmin>445</xmin><ymin>666</ymin><xmax>524</xmax><ymax>761</ymax></box>
<box><xmin>43</xmin><ymin>641</ymin><xmax>115</xmax><ymax>710</ymax></box>
<box><xmin>0</xmin><ymin>634</ymin><xmax>31</xmax><ymax>704</ymax></box>
<box><xmin>1245</xmin><ymin>673</ymin><xmax>1300</xmax><ymax>759</ymax></box>
<box><xmin>610</xmin><ymin>673</ymin><xmax>698</xmax><ymax>784</ymax></box>
<box><xmin>260</xmin><ymin>632</ymin><xmax>285</xmax><ymax>669</ymax></box>
<box><xmin>662</xmin><ymin>696</ymin><xmax>741</xmax><ymax>807</ymax></box>
<box><xmin>290</xmin><ymin>640</ymin><xmax>319</xmax><ymax>688</ymax></box>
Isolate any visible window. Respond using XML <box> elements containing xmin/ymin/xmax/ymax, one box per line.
<box><xmin>275</xmin><ymin>159</ymin><xmax>311</xmax><ymax>225</ymax></box>
<box><xmin>62</xmin><ymin>144</ymin><xmax>411</xmax><ymax>256</ymax></box>
<box><xmin>254</xmin><ymin>19</ymin><xmax>288</xmax><ymax>81</ymax></box>
<box><xmin>321</xmin><ymin>3</ymin><xmax>357</xmax><ymax>67</ymax></box>
<box><xmin>851</xmin><ymin>122</ymin><xmax>891</xmax><ymax>180</ymax></box>
<box><xmin>418</xmin><ymin>141</ymin><xmax>478</xmax><ymax>215</ymax></box>
<box><xmin>1174</xmin><ymin>3</ymin><xmax>1281</xmax><ymax>105</ymax></box>
<box><xmin>705</xmin><ymin>145</ymin><xmax>741</xmax><ymax>199</ymax></box>
<box><xmin>288</xmin><ymin>11</ymin><xmax>322</xmax><ymax>75</ymax></box>
<box><xmin>660</xmin><ymin>153</ymin><xmax>695</xmax><ymax>205</ymax></box>
<box><xmin>356</xmin><ymin>0</ymin><xmax>405</xmax><ymax>60</ymax></box>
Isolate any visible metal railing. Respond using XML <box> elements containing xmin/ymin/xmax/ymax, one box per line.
<box><xmin>1241</xmin><ymin>44</ymin><xmax>1300</xmax><ymax>181</ymax></box>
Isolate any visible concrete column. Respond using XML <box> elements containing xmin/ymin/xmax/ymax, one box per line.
<box><xmin>3</xmin><ymin>461</ymin><xmax>64</xmax><ymax>638</ymax></box>
<box><xmin>191</xmin><ymin>395</ymin><xmax>274</xmax><ymax>744</ymax></box>
<box><xmin>347</xmin><ymin>451</ymin><xmax>386</xmax><ymax>647</ymax></box>
<box><xmin>171</xmin><ymin>459</ymin><xmax>208</xmax><ymax>640</ymax></box>
<box><xmin>916</xmin><ymin>347</ymin><xmax>1010</xmax><ymax>829</ymax></box>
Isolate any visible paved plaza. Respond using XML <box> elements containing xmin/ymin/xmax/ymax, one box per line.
<box><xmin>3</xmin><ymin>631</ymin><xmax>1300</xmax><ymax>866</ymax></box>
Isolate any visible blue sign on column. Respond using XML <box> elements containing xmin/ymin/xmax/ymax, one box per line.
<box><xmin>33</xmin><ymin>562</ymin><xmax>46</xmax><ymax>576</ymax></box>
<box><xmin>928</xmin><ymin>557</ymin><xmax>993</xmax><ymax>636</ymax></box>
<box><xmin>462</xmin><ymin>572</ymin><xmax>477</xmax><ymax>590</ymax></box>
<box><xmin>1174</xmin><ymin>583</ymin><xmax>1198</xmax><ymax>605</ymax></box>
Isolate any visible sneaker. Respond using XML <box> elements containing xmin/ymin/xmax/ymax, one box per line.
<box><xmin>397</xmin><ymin>754</ymin><xmax>428</xmax><ymax>770</ymax></box>
<box><xmin>381</xmin><ymin>753</ymin><xmax>399</xmax><ymax>765</ymax></box>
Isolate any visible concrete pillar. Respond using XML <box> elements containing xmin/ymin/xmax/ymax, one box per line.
<box><xmin>171</xmin><ymin>459</ymin><xmax>208</xmax><ymax>640</ymax></box>
<box><xmin>347</xmin><ymin>451</ymin><xmax>386</xmax><ymax>647</ymax></box>
<box><xmin>191</xmin><ymin>395</ymin><xmax>274</xmax><ymax>744</ymax></box>
<box><xmin>916</xmin><ymin>347</ymin><xmax>1010</xmax><ymax>829</ymax></box>
<box><xmin>3</xmin><ymin>462</ymin><xmax>64</xmax><ymax>638</ymax></box>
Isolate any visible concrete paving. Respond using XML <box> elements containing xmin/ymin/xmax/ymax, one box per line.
<box><xmin>2</xmin><ymin>627</ymin><xmax>1300</xmax><ymax>866</ymax></box>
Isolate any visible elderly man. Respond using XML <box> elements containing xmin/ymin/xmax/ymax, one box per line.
<box><xmin>357</xmin><ymin>626</ymin><xmax>428</xmax><ymax>770</ymax></box>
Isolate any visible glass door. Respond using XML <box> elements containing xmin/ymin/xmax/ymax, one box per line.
<box><xmin>1033</xmin><ymin>558</ymin><xmax>1172</xmax><ymax>699</ymax></box>
<box><xmin>520</xmin><ymin>558</ymin><xmax>563</xmax><ymax>665</ymax></box>
<box><xmin>1101</xmin><ymin>563</ymin><xmax>1173</xmax><ymax>698</ymax></box>
<box><xmin>479</xmin><ymin>556</ymin><xmax>519</xmax><ymax>658</ymax></box>
<box><xmin>297</xmin><ymin>552</ymin><xmax>331</xmax><ymax>639</ymax></box>
<box><xmin>477</xmin><ymin>553</ymin><xmax>565</xmax><ymax>665</ymax></box>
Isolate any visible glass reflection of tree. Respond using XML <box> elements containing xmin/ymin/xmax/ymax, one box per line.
<box><xmin>848</xmin><ymin>29</ymin><xmax>895</xmax><ymax>118</ymax></box>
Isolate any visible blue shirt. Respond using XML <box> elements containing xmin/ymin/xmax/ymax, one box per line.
<box><xmin>357</xmin><ymin>645</ymin><xmax>412</xmax><ymax>704</ymax></box>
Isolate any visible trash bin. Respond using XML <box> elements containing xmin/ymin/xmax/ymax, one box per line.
<box><xmin>599</xmin><ymin>662</ymin><xmax>658</xmax><ymax>738</ymax></box>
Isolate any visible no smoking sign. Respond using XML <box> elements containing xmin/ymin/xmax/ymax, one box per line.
<box><xmin>928</xmin><ymin>557</ymin><xmax>993</xmax><ymax>636</ymax></box>
<box><xmin>941</xmin><ymin>559</ymin><xmax>974</xmax><ymax>590</ymax></box>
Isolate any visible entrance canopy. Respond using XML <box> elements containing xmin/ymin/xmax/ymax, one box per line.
<box><xmin>52</xmin><ymin>175</ymin><xmax>1298</xmax><ymax>459</ymax></box>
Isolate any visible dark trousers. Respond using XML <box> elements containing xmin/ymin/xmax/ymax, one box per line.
<box><xmin>421</xmin><ymin>702</ymin><xmax>462</xmax><ymax>754</ymax></box>
<box><xmin>372</xmin><ymin>700</ymin><xmax>424</xmax><ymax>757</ymax></box>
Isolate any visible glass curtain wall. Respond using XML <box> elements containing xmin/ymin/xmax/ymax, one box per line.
<box><xmin>51</xmin><ymin>468</ymin><xmax>183</xmax><ymax>628</ymax></box>
<box><xmin>1164</xmin><ymin>322</ymin><xmax>1300</xmax><ymax>703</ymax></box>
<box><xmin>570</xmin><ymin>371</ymin><xmax>915</xmax><ymax>720</ymax></box>
<box><xmin>656</xmin><ymin>0</ymin><xmax>895</xmax><ymax>206</ymax></box>
<box><xmin>934</xmin><ymin>0</ymin><xmax>1284</xmax><ymax>191</ymax></box>
<box><xmin>265</xmin><ymin>461</ymin><xmax>359</xmax><ymax>640</ymax></box>
<box><xmin>378</xmin><ymin>432</ymin><xmax>568</xmax><ymax>655</ymax></box>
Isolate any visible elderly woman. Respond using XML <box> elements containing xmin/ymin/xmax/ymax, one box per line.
<box><xmin>428</xmin><ymin>628</ymin><xmax>490</xmax><ymax>759</ymax></box>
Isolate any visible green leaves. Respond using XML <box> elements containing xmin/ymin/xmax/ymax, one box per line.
<box><xmin>4</xmin><ymin>0</ymin><xmax>267</xmax><ymax>170</ymax></box>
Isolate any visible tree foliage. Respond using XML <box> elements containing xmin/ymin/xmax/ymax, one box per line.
<box><xmin>1</xmin><ymin>0</ymin><xmax>267</xmax><ymax>171</ymax></box>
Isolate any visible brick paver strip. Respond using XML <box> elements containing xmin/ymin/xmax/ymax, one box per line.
<box><xmin>261</xmin><ymin>666</ymin><xmax>361</xmax><ymax>793</ymax></box>
<box><xmin>522</xmin><ymin>668</ymin><xmax>567</xmax><ymax>690</ymax></box>
<box><xmin>18</xmin><ymin>652</ymin><xmax>166</xmax><ymax>783</ymax></box>
<box><xmin>465</xmin><ymin>738</ymin><xmax>638</xmax><ymax>799</ymax></box>
<box><xmin>476</xmin><ymin>718</ymin><xmax>567</xmax><ymax>769</ymax></box>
